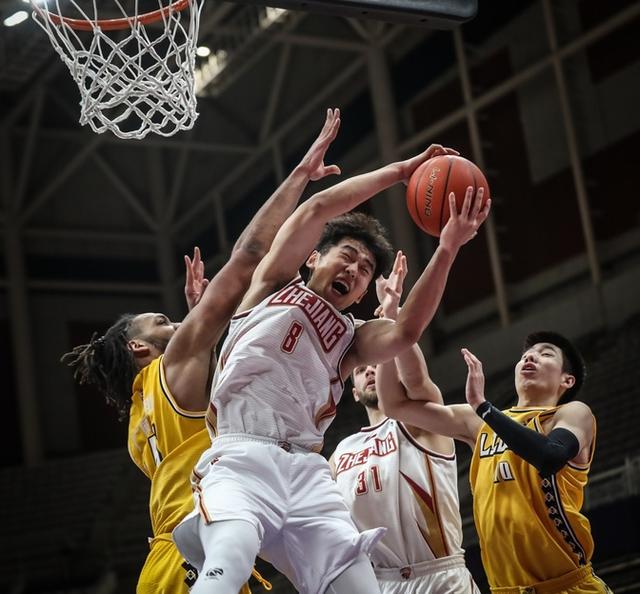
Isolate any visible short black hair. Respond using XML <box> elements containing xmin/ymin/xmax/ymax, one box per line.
<box><xmin>523</xmin><ymin>331</ymin><xmax>586</xmax><ymax>404</ymax></box>
<box><xmin>315</xmin><ymin>212</ymin><xmax>394</xmax><ymax>279</ymax></box>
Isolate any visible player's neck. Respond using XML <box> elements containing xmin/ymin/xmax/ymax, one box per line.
<box><xmin>515</xmin><ymin>390</ymin><xmax>559</xmax><ymax>408</ymax></box>
<box><xmin>365</xmin><ymin>405</ymin><xmax>386</xmax><ymax>427</ymax></box>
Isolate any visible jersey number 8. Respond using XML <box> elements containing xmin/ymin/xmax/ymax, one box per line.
<box><xmin>281</xmin><ymin>321</ymin><xmax>304</xmax><ymax>354</ymax></box>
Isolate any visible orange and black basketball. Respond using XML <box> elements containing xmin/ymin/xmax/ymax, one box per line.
<box><xmin>406</xmin><ymin>155</ymin><xmax>490</xmax><ymax>237</ymax></box>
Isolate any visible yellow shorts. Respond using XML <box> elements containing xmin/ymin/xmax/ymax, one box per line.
<box><xmin>136</xmin><ymin>536</ymin><xmax>252</xmax><ymax>594</ymax></box>
<box><xmin>490</xmin><ymin>565</ymin><xmax>612</xmax><ymax>594</ymax></box>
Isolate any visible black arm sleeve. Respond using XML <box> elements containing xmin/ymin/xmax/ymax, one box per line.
<box><xmin>475</xmin><ymin>401</ymin><xmax>580</xmax><ymax>476</ymax></box>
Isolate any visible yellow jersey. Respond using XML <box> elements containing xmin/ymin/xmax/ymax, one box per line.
<box><xmin>128</xmin><ymin>355</ymin><xmax>208</xmax><ymax>537</ymax></box>
<box><xmin>469</xmin><ymin>406</ymin><xmax>596</xmax><ymax>589</ymax></box>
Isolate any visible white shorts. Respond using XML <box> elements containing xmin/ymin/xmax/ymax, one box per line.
<box><xmin>375</xmin><ymin>555</ymin><xmax>480</xmax><ymax>594</ymax></box>
<box><xmin>173</xmin><ymin>434</ymin><xmax>384</xmax><ymax>594</ymax></box>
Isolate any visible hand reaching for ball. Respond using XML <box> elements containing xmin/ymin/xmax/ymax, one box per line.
<box><xmin>439</xmin><ymin>186</ymin><xmax>491</xmax><ymax>253</ymax></box>
<box><xmin>398</xmin><ymin>144</ymin><xmax>459</xmax><ymax>185</ymax></box>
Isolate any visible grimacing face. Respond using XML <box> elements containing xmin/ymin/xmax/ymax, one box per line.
<box><xmin>514</xmin><ymin>342</ymin><xmax>575</xmax><ymax>401</ymax></box>
<box><xmin>352</xmin><ymin>364</ymin><xmax>378</xmax><ymax>408</ymax></box>
<box><xmin>306</xmin><ymin>238</ymin><xmax>376</xmax><ymax>311</ymax></box>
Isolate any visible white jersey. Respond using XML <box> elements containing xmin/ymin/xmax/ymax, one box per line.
<box><xmin>208</xmin><ymin>277</ymin><xmax>355</xmax><ymax>451</ymax></box>
<box><xmin>333</xmin><ymin>418</ymin><xmax>465</xmax><ymax>568</ymax></box>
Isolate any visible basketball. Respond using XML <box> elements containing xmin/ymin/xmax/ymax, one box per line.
<box><xmin>406</xmin><ymin>155</ymin><xmax>490</xmax><ymax>237</ymax></box>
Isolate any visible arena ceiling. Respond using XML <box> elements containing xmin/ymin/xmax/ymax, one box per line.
<box><xmin>0</xmin><ymin>1</ymin><xmax>439</xmax><ymax>315</ymax></box>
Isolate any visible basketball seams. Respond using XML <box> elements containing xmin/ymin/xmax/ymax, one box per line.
<box><xmin>439</xmin><ymin>156</ymin><xmax>454</xmax><ymax>235</ymax></box>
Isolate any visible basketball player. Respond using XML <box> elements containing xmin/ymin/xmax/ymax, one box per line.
<box><xmin>376</xmin><ymin>332</ymin><xmax>612</xmax><ymax>593</ymax></box>
<box><xmin>330</xmin><ymin>251</ymin><xmax>480</xmax><ymax>594</ymax></box>
<box><xmin>61</xmin><ymin>109</ymin><xmax>342</xmax><ymax>594</ymax></box>
<box><xmin>172</xmin><ymin>140</ymin><xmax>491</xmax><ymax>594</ymax></box>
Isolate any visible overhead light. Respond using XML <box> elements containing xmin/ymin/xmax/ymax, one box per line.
<box><xmin>4</xmin><ymin>10</ymin><xmax>29</xmax><ymax>26</ymax></box>
<box><xmin>196</xmin><ymin>46</ymin><xmax>211</xmax><ymax>58</ymax></box>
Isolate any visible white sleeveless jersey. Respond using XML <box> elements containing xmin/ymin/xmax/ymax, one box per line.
<box><xmin>208</xmin><ymin>277</ymin><xmax>355</xmax><ymax>451</ymax></box>
<box><xmin>333</xmin><ymin>418</ymin><xmax>464</xmax><ymax>568</ymax></box>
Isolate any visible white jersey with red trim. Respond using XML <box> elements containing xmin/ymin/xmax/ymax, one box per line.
<box><xmin>333</xmin><ymin>418</ymin><xmax>464</xmax><ymax>568</ymax></box>
<box><xmin>208</xmin><ymin>277</ymin><xmax>355</xmax><ymax>451</ymax></box>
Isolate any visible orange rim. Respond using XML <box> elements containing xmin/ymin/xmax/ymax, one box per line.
<box><xmin>37</xmin><ymin>0</ymin><xmax>190</xmax><ymax>31</ymax></box>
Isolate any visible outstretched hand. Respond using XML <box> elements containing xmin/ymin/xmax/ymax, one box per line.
<box><xmin>184</xmin><ymin>246</ymin><xmax>209</xmax><ymax>311</ymax></box>
<box><xmin>440</xmin><ymin>187</ymin><xmax>491</xmax><ymax>253</ymax></box>
<box><xmin>299</xmin><ymin>108</ymin><xmax>342</xmax><ymax>181</ymax></box>
<box><xmin>461</xmin><ymin>348</ymin><xmax>487</xmax><ymax>411</ymax></box>
<box><xmin>398</xmin><ymin>144</ymin><xmax>459</xmax><ymax>185</ymax></box>
<box><xmin>375</xmin><ymin>250</ymin><xmax>407</xmax><ymax>320</ymax></box>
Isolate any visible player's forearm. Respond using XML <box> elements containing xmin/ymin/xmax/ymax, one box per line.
<box><xmin>393</xmin><ymin>245</ymin><xmax>458</xmax><ymax>347</ymax></box>
<box><xmin>395</xmin><ymin>344</ymin><xmax>442</xmax><ymax>404</ymax></box>
<box><xmin>233</xmin><ymin>166</ymin><xmax>312</xmax><ymax>259</ymax></box>
<box><xmin>475</xmin><ymin>402</ymin><xmax>579</xmax><ymax>475</ymax></box>
<box><xmin>376</xmin><ymin>359</ymin><xmax>412</xmax><ymax>415</ymax></box>
<box><xmin>308</xmin><ymin>161</ymin><xmax>403</xmax><ymax>221</ymax></box>
<box><xmin>378</xmin><ymin>361</ymin><xmax>458</xmax><ymax>436</ymax></box>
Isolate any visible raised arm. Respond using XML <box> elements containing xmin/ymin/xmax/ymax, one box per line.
<box><xmin>163</xmin><ymin>109</ymin><xmax>342</xmax><ymax>410</ymax></box>
<box><xmin>344</xmin><ymin>187</ymin><xmax>491</xmax><ymax>372</ymax></box>
<box><xmin>238</xmin><ymin>144</ymin><xmax>459</xmax><ymax>311</ymax></box>
<box><xmin>375</xmin><ymin>251</ymin><xmax>442</xmax><ymax>404</ymax></box>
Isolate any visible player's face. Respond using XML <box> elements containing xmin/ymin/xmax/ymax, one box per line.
<box><xmin>131</xmin><ymin>312</ymin><xmax>179</xmax><ymax>355</ymax></box>
<box><xmin>352</xmin><ymin>364</ymin><xmax>378</xmax><ymax>408</ymax></box>
<box><xmin>306</xmin><ymin>238</ymin><xmax>376</xmax><ymax>310</ymax></box>
<box><xmin>514</xmin><ymin>342</ymin><xmax>572</xmax><ymax>401</ymax></box>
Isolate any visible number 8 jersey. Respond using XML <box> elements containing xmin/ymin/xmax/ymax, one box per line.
<box><xmin>208</xmin><ymin>276</ymin><xmax>355</xmax><ymax>452</ymax></box>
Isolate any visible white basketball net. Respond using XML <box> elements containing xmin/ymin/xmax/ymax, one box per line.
<box><xmin>31</xmin><ymin>0</ymin><xmax>203</xmax><ymax>139</ymax></box>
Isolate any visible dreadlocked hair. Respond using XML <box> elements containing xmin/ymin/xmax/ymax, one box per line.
<box><xmin>61</xmin><ymin>314</ymin><xmax>139</xmax><ymax>421</ymax></box>
<box><xmin>316</xmin><ymin>212</ymin><xmax>394</xmax><ymax>278</ymax></box>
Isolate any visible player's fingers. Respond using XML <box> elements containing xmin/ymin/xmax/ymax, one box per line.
<box><xmin>477</xmin><ymin>198</ymin><xmax>492</xmax><ymax>224</ymax></box>
<box><xmin>471</xmin><ymin>187</ymin><xmax>484</xmax><ymax>218</ymax></box>
<box><xmin>201</xmin><ymin>279</ymin><xmax>209</xmax><ymax>290</ymax></box>
<box><xmin>445</xmin><ymin>147</ymin><xmax>460</xmax><ymax>155</ymax></box>
<box><xmin>461</xmin><ymin>186</ymin><xmax>473</xmax><ymax>218</ymax></box>
<box><xmin>448</xmin><ymin>192</ymin><xmax>458</xmax><ymax>219</ymax></box>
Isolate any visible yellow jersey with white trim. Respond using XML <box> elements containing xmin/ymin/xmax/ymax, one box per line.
<box><xmin>469</xmin><ymin>406</ymin><xmax>596</xmax><ymax>589</ymax></box>
<box><xmin>333</xmin><ymin>418</ymin><xmax>464</xmax><ymax>568</ymax></box>
<box><xmin>128</xmin><ymin>355</ymin><xmax>209</xmax><ymax>536</ymax></box>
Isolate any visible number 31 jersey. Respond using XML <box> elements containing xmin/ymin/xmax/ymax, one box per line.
<box><xmin>333</xmin><ymin>418</ymin><xmax>465</xmax><ymax>568</ymax></box>
<box><xmin>208</xmin><ymin>277</ymin><xmax>355</xmax><ymax>452</ymax></box>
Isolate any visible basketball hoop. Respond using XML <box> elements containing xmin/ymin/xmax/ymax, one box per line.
<box><xmin>30</xmin><ymin>0</ymin><xmax>204</xmax><ymax>139</ymax></box>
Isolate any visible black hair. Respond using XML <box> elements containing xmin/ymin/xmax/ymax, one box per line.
<box><xmin>315</xmin><ymin>212</ymin><xmax>394</xmax><ymax>279</ymax></box>
<box><xmin>523</xmin><ymin>331</ymin><xmax>586</xmax><ymax>404</ymax></box>
<box><xmin>61</xmin><ymin>314</ymin><xmax>140</xmax><ymax>421</ymax></box>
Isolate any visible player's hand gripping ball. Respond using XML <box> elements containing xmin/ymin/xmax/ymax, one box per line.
<box><xmin>406</xmin><ymin>155</ymin><xmax>490</xmax><ymax>237</ymax></box>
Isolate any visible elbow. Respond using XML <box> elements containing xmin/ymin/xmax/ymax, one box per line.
<box><xmin>234</xmin><ymin>243</ymin><xmax>266</xmax><ymax>268</ymax></box>
<box><xmin>393</xmin><ymin>323</ymin><xmax>421</xmax><ymax>352</ymax></box>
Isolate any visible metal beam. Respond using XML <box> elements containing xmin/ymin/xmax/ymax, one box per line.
<box><xmin>166</xmin><ymin>138</ymin><xmax>192</xmax><ymax>223</ymax></box>
<box><xmin>274</xmin><ymin>33</ymin><xmax>366</xmax><ymax>52</ymax></box>
<box><xmin>453</xmin><ymin>28</ymin><xmax>510</xmax><ymax>327</ymax></box>
<box><xmin>14</xmin><ymin>88</ymin><xmax>45</xmax><ymax>213</ymax></box>
<box><xmin>0</xmin><ymin>131</ymin><xmax>43</xmax><ymax>466</ymax></box>
<box><xmin>542</xmin><ymin>0</ymin><xmax>601</xmax><ymax>286</ymax></box>
<box><xmin>400</xmin><ymin>1</ymin><xmax>640</xmax><ymax>155</ymax></box>
<box><xmin>22</xmin><ymin>227</ymin><xmax>156</xmax><ymax>244</ymax></box>
<box><xmin>92</xmin><ymin>153</ymin><xmax>158</xmax><ymax>232</ymax></box>
<box><xmin>0</xmin><ymin>279</ymin><xmax>162</xmax><ymax>294</ymax></box>
<box><xmin>147</xmin><ymin>148</ymin><xmax>182</xmax><ymax>318</ymax></box>
<box><xmin>260</xmin><ymin>43</ymin><xmax>292</xmax><ymax>143</ymax></box>
<box><xmin>174</xmin><ymin>54</ymin><xmax>367</xmax><ymax>233</ymax></box>
<box><xmin>19</xmin><ymin>132</ymin><xmax>103</xmax><ymax>224</ymax></box>
<box><xmin>11</xmin><ymin>126</ymin><xmax>254</xmax><ymax>155</ymax></box>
